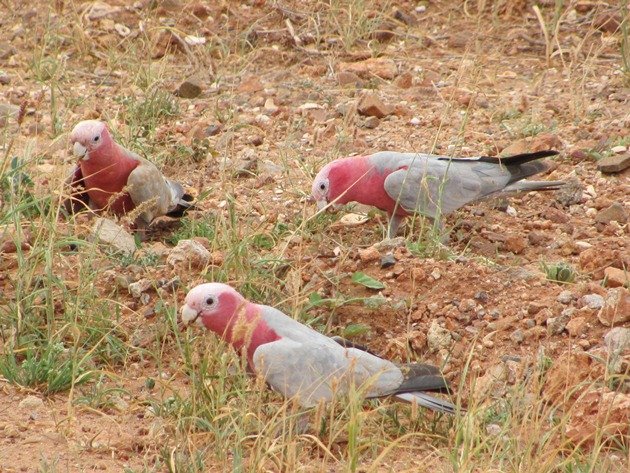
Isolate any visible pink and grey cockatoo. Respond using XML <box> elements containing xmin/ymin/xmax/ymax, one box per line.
<box><xmin>65</xmin><ymin>120</ymin><xmax>193</xmax><ymax>229</ymax></box>
<box><xmin>311</xmin><ymin>150</ymin><xmax>564</xmax><ymax>238</ymax></box>
<box><xmin>181</xmin><ymin>283</ymin><xmax>458</xmax><ymax>414</ymax></box>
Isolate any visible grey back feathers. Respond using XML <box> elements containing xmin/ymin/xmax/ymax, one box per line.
<box><xmin>254</xmin><ymin>305</ymin><xmax>457</xmax><ymax>413</ymax></box>
<box><xmin>373</xmin><ymin>150</ymin><xmax>563</xmax><ymax>220</ymax></box>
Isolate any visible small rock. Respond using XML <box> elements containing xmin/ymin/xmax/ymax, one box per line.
<box><xmin>604</xmin><ymin>326</ymin><xmax>630</xmax><ymax>374</ymax></box>
<box><xmin>474</xmin><ymin>291</ymin><xmax>488</xmax><ymax>302</ymax></box>
<box><xmin>409</xmin><ymin>117</ymin><xmax>421</xmax><ymax>126</ymax></box>
<box><xmin>18</xmin><ymin>395</ymin><xmax>44</xmax><ymax>410</ymax></box>
<box><xmin>358</xmin><ymin>246</ymin><xmax>380</xmax><ymax>263</ymax></box>
<box><xmin>604</xmin><ymin>267</ymin><xmax>628</xmax><ymax>288</ymax></box>
<box><xmin>364</xmin><ymin>116</ymin><xmax>380</xmax><ymax>129</ymax></box>
<box><xmin>580</xmin><ymin>294</ymin><xmax>605</xmax><ymax>310</ymax></box>
<box><xmin>357</xmin><ymin>93</ymin><xmax>393</xmax><ymax>118</ymax></box>
<box><xmin>0</xmin><ymin>72</ymin><xmax>10</xmax><ymax>85</ymax></box>
<box><xmin>237</xmin><ymin>76</ymin><xmax>263</xmax><ymax>93</ymax></box>
<box><xmin>597</xmin><ymin>153</ymin><xmax>630</xmax><ymax>173</ymax></box>
<box><xmin>91</xmin><ymin>218</ymin><xmax>136</xmax><ymax>256</ymax></box>
<box><xmin>510</xmin><ymin>329</ymin><xmax>524</xmax><ymax>344</ymax></box>
<box><xmin>597</xmin><ymin>288</ymin><xmax>630</xmax><ymax>326</ymax></box>
<box><xmin>175</xmin><ymin>77</ymin><xmax>203</xmax><ymax>99</ymax></box>
<box><xmin>459</xmin><ymin>298</ymin><xmax>476</xmax><ymax>312</ymax></box>
<box><xmin>542</xmin><ymin>207</ymin><xmax>570</xmax><ymax>224</ymax></box>
<box><xmin>547</xmin><ymin>308</ymin><xmax>573</xmax><ymax>334</ymax></box>
<box><xmin>604</xmin><ymin>327</ymin><xmax>630</xmax><ymax>355</ymax></box>
<box><xmin>338</xmin><ymin>57</ymin><xmax>397</xmax><ymax>80</ymax></box>
<box><xmin>595</xmin><ymin>203</ymin><xmax>628</xmax><ymax>224</ymax></box>
<box><xmin>263</xmin><ymin>98</ymin><xmax>278</xmax><ymax>115</ymax></box>
<box><xmin>593</xmin><ymin>12</ymin><xmax>622</xmax><ymax>33</ymax></box>
<box><xmin>393</xmin><ymin>8</ymin><xmax>417</xmax><ymax>26</ymax></box>
<box><xmin>611</xmin><ymin>145</ymin><xmax>627</xmax><ymax>154</ymax></box>
<box><xmin>167</xmin><ymin>239</ymin><xmax>210</xmax><ymax>269</ymax></box>
<box><xmin>393</xmin><ymin>72</ymin><xmax>413</xmax><ymax>89</ymax></box>
<box><xmin>528</xmin><ymin>231</ymin><xmax>547</xmax><ymax>246</ymax></box>
<box><xmin>380</xmin><ymin>253</ymin><xmax>396</xmax><ymax>269</ymax></box>
<box><xmin>566</xmin><ymin>316</ymin><xmax>587</xmax><ymax>337</ymax></box>
<box><xmin>554</xmin><ymin>177</ymin><xmax>583</xmax><ymax>207</ymax></box>
<box><xmin>337</xmin><ymin>71</ymin><xmax>363</xmax><ymax>87</ymax></box>
<box><xmin>427</xmin><ymin>320</ymin><xmax>452</xmax><ymax>352</ymax></box>
<box><xmin>504</xmin><ymin>234</ymin><xmax>526</xmax><ymax>254</ymax></box>
<box><xmin>373</xmin><ymin>237</ymin><xmax>405</xmax><ymax>252</ymax></box>
<box><xmin>128</xmin><ymin>278</ymin><xmax>152</xmax><ymax>299</ymax></box>
<box><xmin>430</xmin><ymin>268</ymin><xmax>441</xmax><ymax>280</ymax></box>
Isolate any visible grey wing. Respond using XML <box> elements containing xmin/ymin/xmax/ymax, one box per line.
<box><xmin>126</xmin><ymin>158</ymin><xmax>173</xmax><ymax>224</ymax></box>
<box><xmin>383</xmin><ymin>158</ymin><xmax>511</xmax><ymax>218</ymax></box>
<box><xmin>252</xmin><ymin>340</ymin><xmax>403</xmax><ymax>408</ymax></box>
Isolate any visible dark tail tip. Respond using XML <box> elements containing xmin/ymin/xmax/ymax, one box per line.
<box><xmin>166</xmin><ymin>193</ymin><xmax>195</xmax><ymax>218</ymax></box>
<box><xmin>480</xmin><ymin>150</ymin><xmax>560</xmax><ymax>165</ymax></box>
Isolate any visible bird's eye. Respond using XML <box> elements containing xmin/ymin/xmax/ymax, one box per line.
<box><xmin>93</xmin><ymin>135</ymin><xmax>100</xmax><ymax>142</ymax></box>
<box><xmin>319</xmin><ymin>182</ymin><xmax>326</xmax><ymax>191</ymax></box>
<box><xmin>205</xmin><ymin>296</ymin><xmax>215</xmax><ymax>306</ymax></box>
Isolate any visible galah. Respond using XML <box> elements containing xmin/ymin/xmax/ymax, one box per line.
<box><xmin>311</xmin><ymin>150</ymin><xmax>564</xmax><ymax>238</ymax></box>
<box><xmin>65</xmin><ymin>120</ymin><xmax>193</xmax><ymax>229</ymax></box>
<box><xmin>181</xmin><ymin>283</ymin><xmax>458</xmax><ymax>414</ymax></box>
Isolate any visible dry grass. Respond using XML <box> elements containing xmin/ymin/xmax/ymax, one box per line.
<box><xmin>1</xmin><ymin>0</ymin><xmax>628</xmax><ymax>471</ymax></box>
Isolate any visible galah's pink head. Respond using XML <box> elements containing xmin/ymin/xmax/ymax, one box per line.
<box><xmin>70</xmin><ymin>120</ymin><xmax>111</xmax><ymax>161</ymax></box>
<box><xmin>180</xmin><ymin>283</ymin><xmax>247</xmax><ymax>332</ymax></box>
<box><xmin>311</xmin><ymin>158</ymin><xmax>360</xmax><ymax>211</ymax></box>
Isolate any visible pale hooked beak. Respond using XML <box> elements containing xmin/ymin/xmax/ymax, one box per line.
<box><xmin>73</xmin><ymin>142</ymin><xmax>87</xmax><ymax>159</ymax></box>
<box><xmin>180</xmin><ymin>304</ymin><xmax>200</xmax><ymax>326</ymax></box>
<box><xmin>316</xmin><ymin>199</ymin><xmax>327</xmax><ymax>211</ymax></box>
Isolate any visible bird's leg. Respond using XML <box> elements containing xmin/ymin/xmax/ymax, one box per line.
<box><xmin>387</xmin><ymin>214</ymin><xmax>405</xmax><ymax>239</ymax></box>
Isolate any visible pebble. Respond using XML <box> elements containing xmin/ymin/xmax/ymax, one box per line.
<box><xmin>357</xmin><ymin>93</ymin><xmax>394</xmax><ymax>118</ymax></box>
<box><xmin>128</xmin><ymin>278</ymin><xmax>152</xmax><ymax>299</ymax></box>
<box><xmin>90</xmin><ymin>218</ymin><xmax>136</xmax><ymax>256</ymax></box>
<box><xmin>566</xmin><ymin>316</ymin><xmax>587</xmax><ymax>337</ymax></box>
<box><xmin>510</xmin><ymin>329</ymin><xmax>524</xmax><ymax>344</ymax></box>
<box><xmin>580</xmin><ymin>294</ymin><xmax>604</xmax><ymax>310</ymax></box>
<box><xmin>604</xmin><ymin>267</ymin><xmax>628</xmax><ymax>288</ymax></box>
<box><xmin>547</xmin><ymin>308</ymin><xmax>573</xmax><ymax>335</ymax></box>
<box><xmin>430</xmin><ymin>268</ymin><xmax>441</xmax><ymax>280</ymax></box>
<box><xmin>474</xmin><ymin>291</ymin><xmax>488</xmax><ymax>302</ymax></box>
<box><xmin>364</xmin><ymin>116</ymin><xmax>380</xmax><ymax>129</ymax></box>
<box><xmin>557</xmin><ymin>290</ymin><xmax>575</xmax><ymax>304</ymax></box>
<box><xmin>427</xmin><ymin>320</ymin><xmax>452</xmax><ymax>352</ymax></box>
<box><xmin>175</xmin><ymin>78</ymin><xmax>203</xmax><ymax>99</ymax></box>
<box><xmin>167</xmin><ymin>239</ymin><xmax>210</xmax><ymax>269</ymax></box>
<box><xmin>597</xmin><ymin>153</ymin><xmax>630</xmax><ymax>173</ymax></box>
<box><xmin>604</xmin><ymin>327</ymin><xmax>630</xmax><ymax>355</ymax></box>
<box><xmin>358</xmin><ymin>246</ymin><xmax>380</xmax><ymax>263</ymax></box>
<box><xmin>18</xmin><ymin>395</ymin><xmax>44</xmax><ymax>410</ymax></box>
<box><xmin>597</xmin><ymin>288</ymin><xmax>630</xmax><ymax>326</ymax></box>
<box><xmin>595</xmin><ymin>203</ymin><xmax>627</xmax><ymax>224</ymax></box>
<box><xmin>409</xmin><ymin>117</ymin><xmax>421</xmax><ymax>126</ymax></box>
<box><xmin>380</xmin><ymin>253</ymin><xmax>396</xmax><ymax>269</ymax></box>
<box><xmin>338</xmin><ymin>57</ymin><xmax>397</xmax><ymax>80</ymax></box>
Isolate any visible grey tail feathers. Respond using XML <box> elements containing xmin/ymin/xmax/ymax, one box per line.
<box><xmin>166</xmin><ymin>179</ymin><xmax>195</xmax><ymax>218</ymax></box>
<box><xmin>503</xmin><ymin>179</ymin><xmax>565</xmax><ymax>193</ymax></box>
<box><xmin>395</xmin><ymin>392</ymin><xmax>460</xmax><ymax>415</ymax></box>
